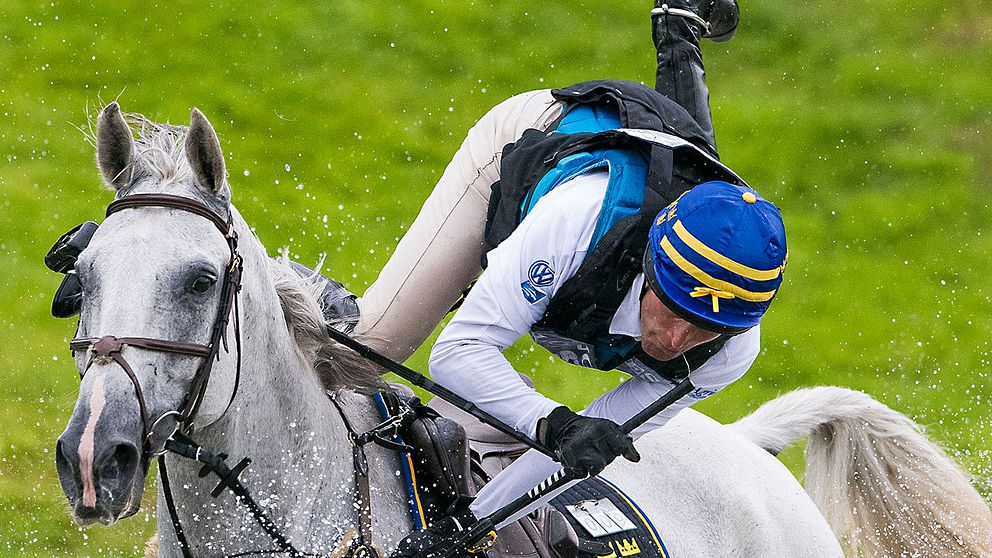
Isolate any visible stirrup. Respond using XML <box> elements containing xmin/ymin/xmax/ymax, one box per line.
<box><xmin>465</xmin><ymin>530</ymin><xmax>497</xmax><ymax>555</ymax></box>
<box><xmin>651</xmin><ymin>4</ymin><xmax>711</xmax><ymax>35</ymax></box>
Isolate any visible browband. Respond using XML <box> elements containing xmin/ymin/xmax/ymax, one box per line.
<box><xmin>107</xmin><ymin>194</ymin><xmax>235</xmax><ymax>240</ymax></box>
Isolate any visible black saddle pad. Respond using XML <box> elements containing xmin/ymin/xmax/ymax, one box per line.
<box><xmin>550</xmin><ymin>476</ymin><xmax>671</xmax><ymax>558</ymax></box>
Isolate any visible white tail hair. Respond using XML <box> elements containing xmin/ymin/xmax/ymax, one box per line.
<box><xmin>730</xmin><ymin>386</ymin><xmax>992</xmax><ymax>558</ymax></box>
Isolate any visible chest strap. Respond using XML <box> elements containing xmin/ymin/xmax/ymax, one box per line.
<box><xmin>330</xmin><ymin>392</ymin><xmax>417</xmax><ymax>558</ymax></box>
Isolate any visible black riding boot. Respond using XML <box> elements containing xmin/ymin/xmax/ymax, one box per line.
<box><xmin>288</xmin><ymin>261</ymin><xmax>360</xmax><ymax>333</ymax></box>
<box><xmin>651</xmin><ymin>0</ymin><xmax>739</xmax><ymax>153</ymax></box>
<box><xmin>655</xmin><ymin>0</ymin><xmax>740</xmax><ymax>42</ymax></box>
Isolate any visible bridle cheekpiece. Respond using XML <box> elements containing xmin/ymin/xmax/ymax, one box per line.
<box><xmin>68</xmin><ymin>193</ymin><xmax>244</xmax><ymax>455</ymax></box>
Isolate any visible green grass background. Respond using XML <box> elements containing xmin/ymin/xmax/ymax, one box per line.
<box><xmin>1</xmin><ymin>1</ymin><xmax>989</xmax><ymax>555</ymax></box>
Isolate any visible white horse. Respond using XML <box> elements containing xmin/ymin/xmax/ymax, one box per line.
<box><xmin>55</xmin><ymin>105</ymin><xmax>992</xmax><ymax>558</ymax></box>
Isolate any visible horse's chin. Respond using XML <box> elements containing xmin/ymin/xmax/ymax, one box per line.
<box><xmin>115</xmin><ymin>499</ymin><xmax>143</xmax><ymax>522</ymax></box>
<box><xmin>68</xmin><ymin>467</ymin><xmax>146</xmax><ymax>527</ymax></box>
<box><xmin>71</xmin><ymin>495</ymin><xmax>142</xmax><ymax>526</ymax></box>
<box><xmin>71</xmin><ymin>503</ymin><xmax>119</xmax><ymax>526</ymax></box>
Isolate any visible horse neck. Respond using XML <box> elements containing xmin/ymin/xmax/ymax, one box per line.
<box><xmin>225</xmin><ymin>213</ymin><xmax>341</xmax><ymax>448</ymax></box>
<box><xmin>186</xmin><ymin>209</ymin><xmax>337</xmax><ymax>446</ymax></box>
<box><xmin>158</xmin><ymin>210</ymin><xmax>409</xmax><ymax>553</ymax></box>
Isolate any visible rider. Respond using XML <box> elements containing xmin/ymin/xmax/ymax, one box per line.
<box><xmin>316</xmin><ymin>1</ymin><xmax>787</xmax><ymax>555</ymax></box>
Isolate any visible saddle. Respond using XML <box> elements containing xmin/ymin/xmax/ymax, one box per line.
<box><xmin>423</xmin><ymin>395</ymin><xmax>583</xmax><ymax>558</ymax></box>
<box><xmin>397</xmin><ymin>377</ymin><xmax>665</xmax><ymax>558</ymax></box>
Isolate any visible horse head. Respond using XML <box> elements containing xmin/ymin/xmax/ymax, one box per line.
<box><xmin>55</xmin><ymin>103</ymin><xmax>243</xmax><ymax>526</ymax></box>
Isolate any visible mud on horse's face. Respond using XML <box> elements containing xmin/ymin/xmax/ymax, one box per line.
<box><xmin>55</xmin><ymin>103</ymin><xmax>238</xmax><ymax>525</ymax></box>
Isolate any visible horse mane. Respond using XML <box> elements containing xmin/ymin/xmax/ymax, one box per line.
<box><xmin>268</xmin><ymin>256</ymin><xmax>383</xmax><ymax>391</ymax></box>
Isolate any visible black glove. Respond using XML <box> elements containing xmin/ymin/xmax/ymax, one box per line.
<box><xmin>392</xmin><ymin>502</ymin><xmax>478</xmax><ymax>558</ymax></box>
<box><xmin>537</xmin><ymin>407</ymin><xmax>640</xmax><ymax>477</ymax></box>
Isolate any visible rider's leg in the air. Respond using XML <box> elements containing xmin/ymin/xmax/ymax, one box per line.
<box><xmin>350</xmin><ymin>91</ymin><xmax>562</xmax><ymax>360</ymax></box>
<box><xmin>464</xmin><ymin>0</ymin><xmax>739</xmax><ymax>529</ymax></box>
<box><xmin>318</xmin><ymin>2</ymin><xmax>737</xmax><ymax>354</ymax></box>
<box><xmin>399</xmin><ymin>4</ymin><xmax>737</xmax><ymax>556</ymax></box>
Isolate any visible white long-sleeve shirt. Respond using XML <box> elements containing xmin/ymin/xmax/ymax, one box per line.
<box><xmin>430</xmin><ymin>169</ymin><xmax>760</xmax><ymax>438</ymax></box>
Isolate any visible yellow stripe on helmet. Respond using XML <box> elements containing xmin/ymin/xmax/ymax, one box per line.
<box><xmin>673</xmin><ymin>220</ymin><xmax>783</xmax><ymax>282</ymax></box>
<box><xmin>660</xmin><ymin>236</ymin><xmax>777</xmax><ymax>302</ymax></box>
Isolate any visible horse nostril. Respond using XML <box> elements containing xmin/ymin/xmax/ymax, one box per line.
<box><xmin>99</xmin><ymin>442</ymin><xmax>140</xmax><ymax>495</ymax></box>
<box><xmin>55</xmin><ymin>438</ymin><xmax>81</xmax><ymax>499</ymax></box>
<box><xmin>56</xmin><ymin>437</ymin><xmax>71</xmax><ymax>469</ymax></box>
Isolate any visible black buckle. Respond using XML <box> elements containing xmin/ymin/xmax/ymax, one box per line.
<box><xmin>48</xmin><ymin>221</ymin><xmax>99</xmax><ymax>319</ymax></box>
<box><xmin>45</xmin><ymin>221</ymin><xmax>99</xmax><ymax>273</ymax></box>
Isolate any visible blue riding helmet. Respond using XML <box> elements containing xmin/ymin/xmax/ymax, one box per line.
<box><xmin>643</xmin><ymin>181</ymin><xmax>787</xmax><ymax>334</ymax></box>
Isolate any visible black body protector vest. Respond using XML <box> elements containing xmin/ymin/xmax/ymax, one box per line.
<box><xmin>483</xmin><ymin>80</ymin><xmax>749</xmax><ymax>383</ymax></box>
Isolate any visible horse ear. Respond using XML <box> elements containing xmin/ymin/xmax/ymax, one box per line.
<box><xmin>96</xmin><ymin>102</ymin><xmax>134</xmax><ymax>190</ymax></box>
<box><xmin>185</xmin><ymin>108</ymin><xmax>227</xmax><ymax>195</ymax></box>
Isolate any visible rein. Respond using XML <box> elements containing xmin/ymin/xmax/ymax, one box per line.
<box><xmin>66</xmin><ymin>194</ymin><xmax>404</xmax><ymax>558</ymax></box>
<box><xmin>157</xmin><ymin>394</ymin><xmax>403</xmax><ymax>558</ymax></box>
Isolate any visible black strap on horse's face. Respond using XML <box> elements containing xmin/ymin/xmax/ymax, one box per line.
<box><xmin>62</xmin><ymin>194</ymin><xmax>244</xmax><ymax>455</ymax></box>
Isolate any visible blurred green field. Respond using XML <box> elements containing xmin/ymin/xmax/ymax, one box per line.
<box><xmin>1</xmin><ymin>1</ymin><xmax>989</xmax><ymax>556</ymax></box>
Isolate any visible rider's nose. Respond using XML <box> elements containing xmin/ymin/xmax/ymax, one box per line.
<box><xmin>665</xmin><ymin>325</ymin><xmax>690</xmax><ymax>351</ymax></box>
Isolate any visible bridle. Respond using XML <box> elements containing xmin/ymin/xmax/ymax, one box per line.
<box><xmin>62</xmin><ymin>193</ymin><xmax>389</xmax><ymax>558</ymax></box>
<box><xmin>69</xmin><ymin>193</ymin><xmax>244</xmax><ymax>453</ymax></box>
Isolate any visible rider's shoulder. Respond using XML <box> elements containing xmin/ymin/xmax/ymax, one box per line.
<box><xmin>523</xmin><ymin>170</ymin><xmax>608</xmax><ymax>229</ymax></box>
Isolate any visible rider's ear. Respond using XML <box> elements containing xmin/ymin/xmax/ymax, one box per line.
<box><xmin>185</xmin><ymin>108</ymin><xmax>227</xmax><ymax>196</ymax></box>
<box><xmin>96</xmin><ymin>102</ymin><xmax>134</xmax><ymax>190</ymax></box>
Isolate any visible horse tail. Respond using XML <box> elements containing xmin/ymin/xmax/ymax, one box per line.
<box><xmin>729</xmin><ymin>386</ymin><xmax>992</xmax><ymax>558</ymax></box>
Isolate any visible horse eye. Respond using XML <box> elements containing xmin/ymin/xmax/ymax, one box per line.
<box><xmin>189</xmin><ymin>275</ymin><xmax>217</xmax><ymax>295</ymax></box>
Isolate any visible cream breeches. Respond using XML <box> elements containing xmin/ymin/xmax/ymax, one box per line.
<box><xmin>353</xmin><ymin>90</ymin><xmax>564</xmax><ymax>361</ymax></box>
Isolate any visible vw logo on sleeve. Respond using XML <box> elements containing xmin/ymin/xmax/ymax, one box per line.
<box><xmin>528</xmin><ymin>260</ymin><xmax>555</xmax><ymax>287</ymax></box>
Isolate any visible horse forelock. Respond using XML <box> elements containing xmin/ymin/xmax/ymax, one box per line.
<box><xmin>268</xmin><ymin>256</ymin><xmax>381</xmax><ymax>392</ymax></box>
<box><xmin>89</xmin><ymin>112</ymin><xmax>230</xmax><ymax>215</ymax></box>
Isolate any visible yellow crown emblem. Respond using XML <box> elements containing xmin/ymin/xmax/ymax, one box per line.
<box><xmin>598</xmin><ymin>537</ymin><xmax>642</xmax><ymax>558</ymax></box>
<box><xmin>616</xmin><ymin>538</ymin><xmax>641</xmax><ymax>557</ymax></box>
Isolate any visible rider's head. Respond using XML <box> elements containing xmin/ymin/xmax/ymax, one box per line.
<box><xmin>639</xmin><ymin>181</ymin><xmax>787</xmax><ymax>360</ymax></box>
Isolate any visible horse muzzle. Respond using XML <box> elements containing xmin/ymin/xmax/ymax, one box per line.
<box><xmin>55</xmin><ymin>393</ymin><xmax>148</xmax><ymax>525</ymax></box>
